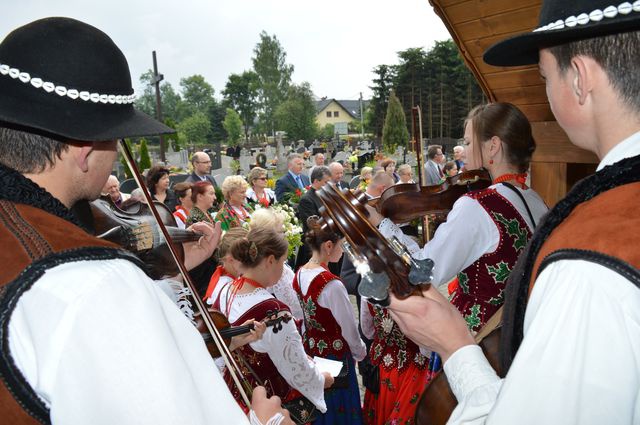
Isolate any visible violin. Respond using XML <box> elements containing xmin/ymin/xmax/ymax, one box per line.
<box><xmin>89</xmin><ymin>198</ymin><xmax>202</xmax><ymax>278</ymax></box>
<box><xmin>372</xmin><ymin>169</ymin><xmax>492</xmax><ymax>223</ymax></box>
<box><xmin>194</xmin><ymin>308</ymin><xmax>291</xmax><ymax>358</ymax></box>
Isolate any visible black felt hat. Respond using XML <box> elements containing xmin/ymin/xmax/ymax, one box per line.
<box><xmin>0</xmin><ymin>17</ymin><xmax>173</xmax><ymax>141</ymax></box>
<box><xmin>484</xmin><ymin>0</ymin><xmax>640</xmax><ymax>66</ymax></box>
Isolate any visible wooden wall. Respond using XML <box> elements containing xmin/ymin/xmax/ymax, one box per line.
<box><xmin>428</xmin><ymin>0</ymin><xmax>598</xmax><ymax>207</ymax></box>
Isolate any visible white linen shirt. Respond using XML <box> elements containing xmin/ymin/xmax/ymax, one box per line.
<box><xmin>443</xmin><ymin>131</ymin><xmax>640</xmax><ymax>424</ymax></box>
<box><xmin>8</xmin><ymin>259</ymin><xmax>253</xmax><ymax>425</ymax></box>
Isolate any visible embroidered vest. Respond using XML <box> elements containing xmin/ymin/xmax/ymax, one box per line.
<box><xmin>451</xmin><ymin>188</ymin><xmax>532</xmax><ymax>332</ymax></box>
<box><xmin>530</xmin><ymin>182</ymin><xmax>640</xmax><ymax>287</ymax></box>
<box><xmin>368</xmin><ymin>304</ymin><xmax>428</xmax><ymax>373</ymax></box>
<box><xmin>0</xmin><ymin>201</ymin><xmax>145</xmax><ymax>424</ymax></box>
<box><xmin>293</xmin><ymin>269</ymin><xmax>348</xmax><ymax>359</ymax></box>
<box><xmin>501</xmin><ymin>155</ymin><xmax>640</xmax><ymax>371</ymax></box>
<box><xmin>217</xmin><ymin>297</ymin><xmax>300</xmax><ymax>404</ymax></box>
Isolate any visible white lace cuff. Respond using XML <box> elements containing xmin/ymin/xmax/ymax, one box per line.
<box><xmin>249</xmin><ymin>410</ymin><xmax>285</xmax><ymax>425</ymax></box>
<box><xmin>443</xmin><ymin>345</ymin><xmax>500</xmax><ymax>402</ymax></box>
<box><xmin>378</xmin><ymin>218</ymin><xmax>421</xmax><ymax>255</ymax></box>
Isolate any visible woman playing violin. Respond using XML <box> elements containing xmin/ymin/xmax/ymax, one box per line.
<box><xmin>213</xmin><ymin>227</ymin><xmax>334</xmax><ymax>413</ymax></box>
<box><xmin>371</xmin><ymin>102</ymin><xmax>548</xmax><ymax>333</ymax></box>
<box><xmin>293</xmin><ymin>217</ymin><xmax>367</xmax><ymax>425</ymax></box>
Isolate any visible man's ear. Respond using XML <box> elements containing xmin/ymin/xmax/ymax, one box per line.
<box><xmin>71</xmin><ymin>144</ymin><xmax>93</xmax><ymax>173</ymax></box>
<box><xmin>571</xmin><ymin>56</ymin><xmax>592</xmax><ymax>106</ymax></box>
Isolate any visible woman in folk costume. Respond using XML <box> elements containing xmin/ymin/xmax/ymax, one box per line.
<box><xmin>172</xmin><ymin>182</ymin><xmax>193</xmax><ymax>229</ymax></box>
<box><xmin>216</xmin><ymin>175</ymin><xmax>253</xmax><ymax>231</ymax></box>
<box><xmin>186</xmin><ymin>180</ymin><xmax>217</xmax><ymax>226</ymax></box>
<box><xmin>293</xmin><ymin>218</ymin><xmax>367</xmax><ymax>425</ymax></box>
<box><xmin>203</xmin><ymin>227</ymin><xmax>247</xmax><ymax>305</ymax></box>
<box><xmin>250</xmin><ymin>208</ymin><xmax>304</xmax><ymax>321</ymax></box>
<box><xmin>214</xmin><ymin>227</ymin><xmax>334</xmax><ymax>415</ymax></box>
<box><xmin>372</xmin><ymin>102</ymin><xmax>548</xmax><ymax>333</ymax></box>
<box><xmin>360</xmin><ymin>294</ymin><xmax>430</xmax><ymax>424</ymax></box>
<box><xmin>246</xmin><ymin>167</ymin><xmax>277</xmax><ymax>208</ymax></box>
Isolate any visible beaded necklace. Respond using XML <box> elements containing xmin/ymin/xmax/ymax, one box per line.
<box><xmin>493</xmin><ymin>172</ymin><xmax>528</xmax><ymax>189</ymax></box>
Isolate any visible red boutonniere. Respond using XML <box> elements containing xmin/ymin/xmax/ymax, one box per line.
<box><xmin>295</xmin><ymin>188</ymin><xmax>303</xmax><ymax>197</ymax></box>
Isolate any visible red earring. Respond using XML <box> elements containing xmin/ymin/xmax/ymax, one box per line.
<box><xmin>489</xmin><ymin>159</ymin><xmax>494</xmax><ymax>165</ymax></box>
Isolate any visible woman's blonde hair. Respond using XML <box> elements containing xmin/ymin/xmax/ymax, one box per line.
<box><xmin>250</xmin><ymin>208</ymin><xmax>285</xmax><ymax>232</ymax></box>
<box><xmin>221</xmin><ymin>175</ymin><xmax>249</xmax><ymax>201</ymax></box>
<box><xmin>247</xmin><ymin>167</ymin><xmax>268</xmax><ymax>187</ymax></box>
<box><xmin>360</xmin><ymin>166</ymin><xmax>373</xmax><ymax>179</ymax></box>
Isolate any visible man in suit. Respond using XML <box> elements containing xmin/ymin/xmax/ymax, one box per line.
<box><xmin>275</xmin><ymin>153</ymin><xmax>310</xmax><ymax>201</ymax></box>
<box><xmin>424</xmin><ymin>145</ymin><xmax>444</xmax><ymax>185</ymax></box>
<box><xmin>185</xmin><ymin>151</ymin><xmax>217</xmax><ymax>187</ymax></box>
<box><xmin>328</xmin><ymin>162</ymin><xmax>349</xmax><ymax>191</ymax></box>
<box><xmin>294</xmin><ymin>166</ymin><xmax>331</xmax><ymax>269</ymax></box>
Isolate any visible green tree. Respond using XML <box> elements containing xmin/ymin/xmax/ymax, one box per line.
<box><xmin>180</xmin><ymin>74</ymin><xmax>215</xmax><ymax>116</ymax></box>
<box><xmin>252</xmin><ymin>31</ymin><xmax>294</xmax><ymax>137</ymax></box>
<box><xmin>382</xmin><ymin>91</ymin><xmax>409</xmax><ymax>154</ymax></box>
<box><xmin>320</xmin><ymin>123</ymin><xmax>335</xmax><ymax>139</ymax></box>
<box><xmin>177</xmin><ymin>112</ymin><xmax>211</xmax><ymax>147</ymax></box>
<box><xmin>223</xmin><ymin>108</ymin><xmax>244</xmax><ymax>147</ymax></box>
<box><xmin>223</xmin><ymin>71</ymin><xmax>259</xmax><ymax>142</ymax></box>
<box><xmin>135</xmin><ymin>70</ymin><xmax>183</xmax><ymax>123</ymax></box>
<box><xmin>274</xmin><ymin>82</ymin><xmax>317</xmax><ymax>142</ymax></box>
<box><xmin>207</xmin><ymin>101</ymin><xmax>227</xmax><ymax>143</ymax></box>
<box><xmin>369</xmin><ymin>65</ymin><xmax>396</xmax><ymax>138</ymax></box>
<box><xmin>138</xmin><ymin>138</ymin><xmax>152</xmax><ymax>171</ymax></box>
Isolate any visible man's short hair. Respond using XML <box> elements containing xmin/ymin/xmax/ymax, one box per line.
<box><xmin>0</xmin><ymin>127</ymin><xmax>69</xmax><ymax>174</ymax></box>
<box><xmin>397</xmin><ymin>164</ymin><xmax>412</xmax><ymax>175</ymax></box>
<box><xmin>427</xmin><ymin>145</ymin><xmax>442</xmax><ymax>160</ymax></box>
<box><xmin>549</xmin><ymin>31</ymin><xmax>640</xmax><ymax>113</ymax></box>
<box><xmin>191</xmin><ymin>152</ymin><xmax>207</xmax><ymax>165</ymax></box>
<box><xmin>310</xmin><ymin>166</ymin><xmax>330</xmax><ymax>183</ymax></box>
<box><xmin>287</xmin><ymin>153</ymin><xmax>303</xmax><ymax>165</ymax></box>
<box><xmin>369</xmin><ymin>170</ymin><xmax>394</xmax><ymax>190</ymax></box>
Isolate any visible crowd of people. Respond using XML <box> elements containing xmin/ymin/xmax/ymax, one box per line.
<box><xmin>2</xmin><ymin>1</ymin><xmax>639</xmax><ymax>424</ymax></box>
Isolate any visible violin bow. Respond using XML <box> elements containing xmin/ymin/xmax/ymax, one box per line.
<box><xmin>119</xmin><ymin>140</ymin><xmax>252</xmax><ymax>409</ymax></box>
<box><xmin>411</xmin><ymin>106</ymin><xmax>430</xmax><ymax>242</ymax></box>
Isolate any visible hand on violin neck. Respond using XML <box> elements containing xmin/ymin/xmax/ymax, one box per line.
<box><xmin>229</xmin><ymin>319</ymin><xmax>266</xmax><ymax>351</ymax></box>
<box><xmin>182</xmin><ymin>221</ymin><xmax>222</xmax><ymax>270</ymax></box>
<box><xmin>250</xmin><ymin>386</ymin><xmax>293</xmax><ymax>425</ymax></box>
<box><xmin>387</xmin><ymin>285</ymin><xmax>475</xmax><ymax>363</ymax></box>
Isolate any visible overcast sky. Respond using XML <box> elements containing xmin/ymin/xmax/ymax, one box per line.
<box><xmin>2</xmin><ymin>0</ymin><xmax>450</xmax><ymax>101</ymax></box>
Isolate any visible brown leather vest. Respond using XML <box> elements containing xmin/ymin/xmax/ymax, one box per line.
<box><xmin>0</xmin><ymin>200</ymin><xmax>143</xmax><ymax>424</ymax></box>
<box><xmin>529</xmin><ymin>182</ymin><xmax>640</xmax><ymax>289</ymax></box>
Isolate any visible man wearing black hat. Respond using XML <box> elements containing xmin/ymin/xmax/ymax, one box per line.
<box><xmin>387</xmin><ymin>0</ymin><xmax>640</xmax><ymax>423</ymax></box>
<box><xmin>0</xmin><ymin>18</ymin><xmax>289</xmax><ymax>425</ymax></box>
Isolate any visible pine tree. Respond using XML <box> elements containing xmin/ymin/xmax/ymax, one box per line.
<box><xmin>138</xmin><ymin>138</ymin><xmax>152</xmax><ymax>171</ymax></box>
<box><xmin>381</xmin><ymin>91</ymin><xmax>409</xmax><ymax>154</ymax></box>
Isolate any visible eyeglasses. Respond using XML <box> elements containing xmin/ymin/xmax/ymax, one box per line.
<box><xmin>256</xmin><ymin>177</ymin><xmax>268</xmax><ymax>181</ymax></box>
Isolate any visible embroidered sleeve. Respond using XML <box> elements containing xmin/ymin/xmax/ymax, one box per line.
<box><xmin>359</xmin><ymin>297</ymin><xmax>375</xmax><ymax>340</ymax></box>
<box><xmin>251</xmin><ymin>319</ymin><xmax>327</xmax><ymax>412</ymax></box>
<box><xmin>268</xmin><ymin>265</ymin><xmax>304</xmax><ymax>321</ymax></box>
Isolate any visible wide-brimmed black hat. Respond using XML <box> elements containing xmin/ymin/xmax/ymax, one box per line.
<box><xmin>484</xmin><ymin>0</ymin><xmax>640</xmax><ymax>66</ymax></box>
<box><xmin>0</xmin><ymin>17</ymin><xmax>173</xmax><ymax>141</ymax></box>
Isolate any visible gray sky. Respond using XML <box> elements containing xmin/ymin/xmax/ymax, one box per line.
<box><xmin>2</xmin><ymin>0</ymin><xmax>450</xmax><ymax>101</ymax></box>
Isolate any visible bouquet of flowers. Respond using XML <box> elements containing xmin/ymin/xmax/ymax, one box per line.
<box><xmin>252</xmin><ymin>203</ymin><xmax>303</xmax><ymax>258</ymax></box>
<box><xmin>283</xmin><ymin>186</ymin><xmax>308</xmax><ymax>206</ymax></box>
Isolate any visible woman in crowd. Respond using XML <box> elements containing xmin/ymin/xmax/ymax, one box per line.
<box><xmin>443</xmin><ymin>160</ymin><xmax>459</xmax><ymax>178</ymax></box>
<box><xmin>216</xmin><ymin>176</ymin><xmax>253</xmax><ymax>231</ymax></box>
<box><xmin>172</xmin><ymin>181</ymin><xmax>193</xmax><ymax>229</ymax></box>
<box><xmin>351</xmin><ymin>166</ymin><xmax>372</xmax><ymax>191</ymax></box>
<box><xmin>203</xmin><ymin>227</ymin><xmax>247</xmax><ymax>305</ymax></box>
<box><xmin>379</xmin><ymin>158</ymin><xmax>399</xmax><ymax>183</ymax></box>
<box><xmin>214</xmin><ymin>227</ymin><xmax>334</xmax><ymax>417</ymax></box>
<box><xmin>250</xmin><ymin>208</ymin><xmax>303</xmax><ymax>321</ymax></box>
<box><xmin>186</xmin><ymin>181</ymin><xmax>217</xmax><ymax>226</ymax></box>
<box><xmin>371</xmin><ymin>102</ymin><xmax>548</xmax><ymax>333</ymax></box>
<box><xmin>146</xmin><ymin>165</ymin><xmax>178</xmax><ymax>211</ymax></box>
<box><xmin>396</xmin><ymin>164</ymin><xmax>414</xmax><ymax>184</ymax></box>
<box><xmin>246</xmin><ymin>167</ymin><xmax>276</xmax><ymax>208</ymax></box>
<box><xmin>294</xmin><ymin>218</ymin><xmax>367</xmax><ymax>425</ymax></box>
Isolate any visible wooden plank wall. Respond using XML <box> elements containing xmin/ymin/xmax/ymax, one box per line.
<box><xmin>428</xmin><ymin>0</ymin><xmax>598</xmax><ymax>207</ymax></box>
